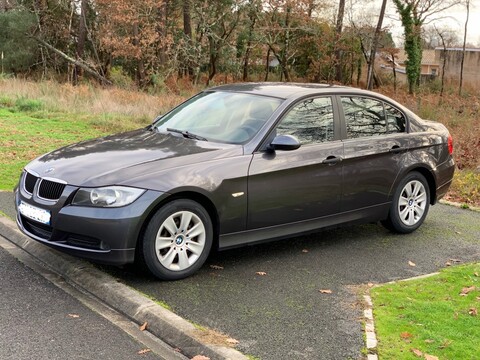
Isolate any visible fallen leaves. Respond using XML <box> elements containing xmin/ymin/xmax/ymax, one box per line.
<box><xmin>460</xmin><ymin>285</ymin><xmax>476</xmax><ymax>296</ymax></box>
<box><xmin>446</xmin><ymin>259</ymin><xmax>461</xmax><ymax>266</ymax></box>
<box><xmin>319</xmin><ymin>289</ymin><xmax>332</xmax><ymax>294</ymax></box>
<box><xmin>411</xmin><ymin>348</ymin><xmax>423</xmax><ymax>357</ymax></box>
<box><xmin>137</xmin><ymin>349</ymin><xmax>151</xmax><ymax>355</ymax></box>
<box><xmin>468</xmin><ymin>307</ymin><xmax>478</xmax><ymax>316</ymax></box>
<box><xmin>139</xmin><ymin>322</ymin><xmax>147</xmax><ymax>331</ymax></box>
<box><xmin>191</xmin><ymin>355</ymin><xmax>210</xmax><ymax>360</ymax></box>
<box><xmin>400</xmin><ymin>332</ymin><xmax>413</xmax><ymax>340</ymax></box>
<box><xmin>68</xmin><ymin>314</ymin><xmax>80</xmax><ymax>318</ymax></box>
<box><xmin>255</xmin><ymin>271</ymin><xmax>267</xmax><ymax>276</ymax></box>
<box><xmin>408</xmin><ymin>261</ymin><xmax>416</xmax><ymax>267</ymax></box>
<box><xmin>209</xmin><ymin>265</ymin><xmax>224</xmax><ymax>270</ymax></box>
<box><xmin>409</xmin><ymin>347</ymin><xmax>439</xmax><ymax>359</ymax></box>
<box><xmin>226</xmin><ymin>338</ymin><xmax>239</xmax><ymax>345</ymax></box>
<box><xmin>301</xmin><ymin>249</ymin><xmax>309</xmax><ymax>253</ymax></box>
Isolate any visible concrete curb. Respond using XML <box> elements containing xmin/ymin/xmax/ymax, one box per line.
<box><xmin>363</xmin><ymin>295</ymin><xmax>378</xmax><ymax>360</ymax></box>
<box><xmin>439</xmin><ymin>199</ymin><xmax>480</xmax><ymax>212</ymax></box>
<box><xmin>0</xmin><ymin>216</ymin><xmax>247</xmax><ymax>360</ymax></box>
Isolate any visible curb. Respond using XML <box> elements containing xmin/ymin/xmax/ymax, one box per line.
<box><xmin>439</xmin><ymin>199</ymin><xmax>480</xmax><ymax>212</ymax></box>
<box><xmin>363</xmin><ymin>294</ymin><xmax>378</xmax><ymax>360</ymax></box>
<box><xmin>363</xmin><ymin>271</ymin><xmax>446</xmax><ymax>360</ymax></box>
<box><xmin>0</xmin><ymin>216</ymin><xmax>247</xmax><ymax>360</ymax></box>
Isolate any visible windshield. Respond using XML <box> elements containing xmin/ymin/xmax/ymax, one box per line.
<box><xmin>153</xmin><ymin>91</ymin><xmax>283</xmax><ymax>144</ymax></box>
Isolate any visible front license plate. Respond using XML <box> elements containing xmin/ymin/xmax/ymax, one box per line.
<box><xmin>18</xmin><ymin>201</ymin><xmax>51</xmax><ymax>225</ymax></box>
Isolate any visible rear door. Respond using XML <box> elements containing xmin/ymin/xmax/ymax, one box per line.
<box><xmin>339</xmin><ymin>95</ymin><xmax>410</xmax><ymax>211</ymax></box>
<box><xmin>247</xmin><ymin>96</ymin><xmax>344</xmax><ymax>229</ymax></box>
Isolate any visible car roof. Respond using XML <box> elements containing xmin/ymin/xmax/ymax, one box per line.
<box><xmin>208</xmin><ymin>82</ymin><xmax>380</xmax><ymax>100</ymax></box>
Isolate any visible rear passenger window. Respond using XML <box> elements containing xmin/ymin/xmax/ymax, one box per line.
<box><xmin>277</xmin><ymin>97</ymin><xmax>334</xmax><ymax>145</ymax></box>
<box><xmin>341</xmin><ymin>97</ymin><xmax>386</xmax><ymax>138</ymax></box>
<box><xmin>384</xmin><ymin>104</ymin><xmax>406</xmax><ymax>133</ymax></box>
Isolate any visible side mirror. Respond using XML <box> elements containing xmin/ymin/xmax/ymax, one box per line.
<box><xmin>268</xmin><ymin>135</ymin><xmax>301</xmax><ymax>151</ymax></box>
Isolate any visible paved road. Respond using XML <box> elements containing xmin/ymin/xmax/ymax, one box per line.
<box><xmin>0</xmin><ymin>245</ymin><xmax>166</xmax><ymax>360</ymax></box>
<box><xmin>2</xmin><ymin>191</ymin><xmax>480</xmax><ymax>359</ymax></box>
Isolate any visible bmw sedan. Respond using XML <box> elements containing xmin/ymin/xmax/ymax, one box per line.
<box><xmin>15</xmin><ymin>83</ymin><xmax>455</xmax><ymax>280</ymax></box>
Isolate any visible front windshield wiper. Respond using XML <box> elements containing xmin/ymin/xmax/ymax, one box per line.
<box><xmin>166</xmin><ymin>128</ymin><xmax>208</xmax><ymax>141</ymax></box>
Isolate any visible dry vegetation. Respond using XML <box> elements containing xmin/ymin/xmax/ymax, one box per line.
<box><xmin>379</xmin><ymin>86</ymin><xmax>480</xmax><ymax>207</ymax></box>
<box><xmin>1</xmin><ymin>77</ymin><xmax>479</xmax><ymax>206</ymax></box>
<box><xmin>0</xmin><ymin>77</ymin><xmax>198</xmax><ymax>131</ymax></box>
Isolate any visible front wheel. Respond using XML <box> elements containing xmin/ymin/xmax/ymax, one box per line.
<box><xmin>141</xmin><ymin>199</ymin><xmax>213</xmax><ymax>280</ymax></box>
<box><xmin>382</xmin><ymin>172</ymin><xmax>430</xmax><ymax>234</ymax></box>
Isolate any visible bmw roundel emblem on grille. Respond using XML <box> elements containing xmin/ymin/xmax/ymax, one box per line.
<box><xmin>44</xmin><ymin>167</ymin><xmax>55</xmax><ymax>174</ymax></box>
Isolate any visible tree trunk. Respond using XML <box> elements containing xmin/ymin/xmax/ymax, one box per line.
<box><xmin>282</xmin><ymin>4</ymin><xmax>291</xmax><ymax>82</ymax></box>
<box><xmin>157</xmin><ymin>0</ymin><xmax>167</xmax><ymax>67</ymax></box>
<box><xmin>133</xmin><ymin>23</ymin><xmax>146</xmax><ymax>86</ymax></box>
<box><xmin>207</xmin><ymin>36</ymin><xmax>217</xmax><ymax>85</ymax></box>
<box><xmin>74</xmin><ymin>0</ymin><xmax>87</xmax><ymax>84</ymax></box>
<box><xmin>264</xmin><ymin>47</ymin><xmax>270</xmax><ymax>81</ymax></box>
<box><xmin>182</xmin><ymin>0</ymin><xmax>193</xmax><ymax>77</ymax></box>
<box><xmin>367</xmin><ymin>0</ymin><xmax>387</xmax><ymax>90</ymax></box>
<box><xmin>242</xmin><ymin>5</ymin><xmax>257</xmax><ymax>81</ymax></box>
<box><xmin>334</xmin><ymin>0</ymin><xmax>345</xmax><ymax>82</ymax></box>
<box><xmin>459</xmin><ymin>0</ymin><xmax>469</xmax><ymax>96</ymax></box>
<box><xmin>33</xmin><ymin>37</ymin><xmax>112</xmax><ymax>85</ymax></box>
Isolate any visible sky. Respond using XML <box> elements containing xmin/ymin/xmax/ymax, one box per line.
<box><xmin>381</xmin><ymin>1</ymin><xmax>480</xmax><ymax>47</ymax></box>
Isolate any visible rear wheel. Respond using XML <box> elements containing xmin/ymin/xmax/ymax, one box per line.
<box><xmin>382</xmin><ymin>172</ymin><xmax>430</xmax><ymax>234</ymax></box>
<box><xmin>141</xmin><ymin>199</ymin><xmax>213</xmax><ymax>280</ymax></box>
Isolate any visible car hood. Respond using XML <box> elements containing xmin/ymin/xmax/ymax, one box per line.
<box><xmin>26</xmin><ymin>128</ymin><xmax>243</xmax><ymax>187</ymax></box>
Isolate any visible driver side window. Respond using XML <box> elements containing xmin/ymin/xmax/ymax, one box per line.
<box><xmin>276</xmin><ymin>97</ymin><xmax>334</xmax><ymax>145</ymax></box>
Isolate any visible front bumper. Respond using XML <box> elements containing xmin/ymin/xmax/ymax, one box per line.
<box><xmin>15</xmin><ymin>186</ymin><xmax>165</xmax><ymax>265</ymax></box>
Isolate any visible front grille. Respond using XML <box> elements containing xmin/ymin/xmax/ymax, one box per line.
<box><xmin>38</xmin><ymin>179</ymin><xmax>66</xmax><ymax>200</ymax></box>
<box><xmin>24</xmin><ymin>172</ymin><xmax>38</xmax><ymax>194</ymax></box>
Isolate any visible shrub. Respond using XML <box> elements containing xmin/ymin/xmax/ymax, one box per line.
<box><xmin>109</xmin><ymin>66</ymin><xmax>135</xmax><ymax>89</ymax></box>
<box><xmin>15</xmin><ymin>97</ymin><xmax>44</xmax><ymax>112</ymax></box>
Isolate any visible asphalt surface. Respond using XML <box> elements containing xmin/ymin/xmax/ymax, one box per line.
<box><xmin>105</xmin><ymin>202</ymin><xmax>480</xmax><ymax>359</ymax></box>
<box><xmin>0</xmin><ymin>245</ymin><xmax>164</xmax><ymax>360</ymax></box>
<box><xmin>2</xmin><ymin>190</ymin><xmax>480</xmax><ymax>360</ymax></box>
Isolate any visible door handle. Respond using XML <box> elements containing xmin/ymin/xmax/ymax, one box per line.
<box><xmin>322</xmin><ymin>156</ymin><xmax>343</xmax><ymax>165</ymax></box>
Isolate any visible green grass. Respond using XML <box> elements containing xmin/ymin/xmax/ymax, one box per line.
<box><xmin>448</xmin><ymin>170</ymin><xmax>480</xmax><ymax>207</ymax></box>
<box><xmin>0</xmin><ymin>108</ymin><xmax>111</xmax><ymax>190</ymax></box>
<box><xmin>371</xmin><ymin>263</ymin><xmax>480</xmax><ymax>360</ymax></box>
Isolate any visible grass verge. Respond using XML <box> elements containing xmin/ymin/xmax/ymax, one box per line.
<box><xmin>0</xmin><ymin>108</ymin><xmax>112</xmax><ymax>189</ymax></box>
<box><xmin>371</xmin><ymin>263</ymin><xmax>480</xmax><ymax>360</ymax></box>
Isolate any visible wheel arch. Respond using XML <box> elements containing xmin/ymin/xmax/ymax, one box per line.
<box><xmin>135</xmin><ymin>191</ymin><xmax>220</xmax><ymax>261</ymax></box>
<box><xmin>410</xmin><ymin>167</ymin><xmax>437</xmax><ymax>205</ymax></box>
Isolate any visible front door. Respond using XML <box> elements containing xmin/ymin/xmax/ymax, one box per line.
<box><xmin>247</xmin><ymin>96</ymin><xmax>344</xmax><ymax>229</ymax></box>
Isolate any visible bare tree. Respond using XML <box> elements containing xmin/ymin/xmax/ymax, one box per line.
<box><xmin>73</xmin><ymin>0</ymin><xmax>87</xmax><ymax>84</ymax></box>
<box><xmin>366</xmin><ymin>0</ymin><xmax>387</xmax><ymax>90</ymax></box>
<box><xmin>334</xmin><ymin>0</ymin><xmax>345</xmax><ymax>82</ymax></box>
<box><xmin>434</xmin><ymin>25</ymin><xmax>458</xmax><ymax>99</ymax></box>
<box><xmin>459</xmin><ymin>0</ymin><xmax>470</xmax><ymax>96</ymax></box>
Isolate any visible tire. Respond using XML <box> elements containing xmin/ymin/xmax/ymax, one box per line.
<box><xmin>141</xmin><ymin>199</ymin><xmax>213</xmax><ymax>280</ymax></box>
<box><xmin>382</xmin><ymin>171</ymin><xmax>430</xmax><ymax>234</ymax></box>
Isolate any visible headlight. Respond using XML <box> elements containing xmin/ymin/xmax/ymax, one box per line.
<box><xmin>72</xmin><ymin>186</ymin><xmax>145</xmax><ymax>207</ymax></box>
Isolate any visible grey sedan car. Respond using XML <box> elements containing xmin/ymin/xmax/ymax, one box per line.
<box><xmin>15</xmin><ymin>83</ymin><xmax>455</xmax><ymax>280</ymax></box>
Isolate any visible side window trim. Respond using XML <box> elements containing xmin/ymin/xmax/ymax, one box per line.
<box><xmin>383</xmin><ymin>101</ymin><xmax>408</xmax><ymax>134</ymax></box>
<box><xmin>336</xmin><ymin>94</ymin><xmax>409</xmax><ymax>140</ymax></box>
<box><xmin>258</xmin><ymin>95</ymin><xmax>340</xmax><ymax>151</ymax></box>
